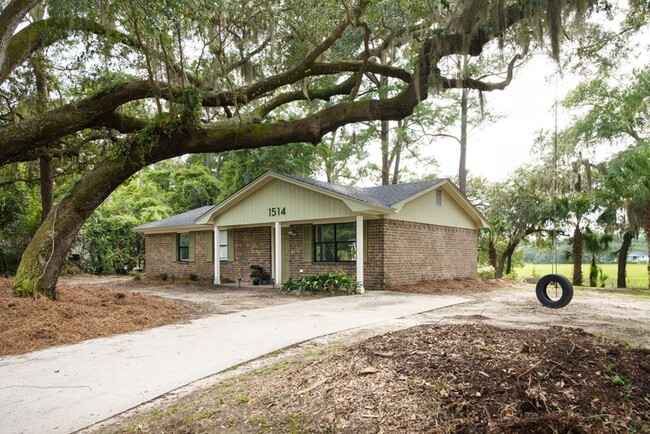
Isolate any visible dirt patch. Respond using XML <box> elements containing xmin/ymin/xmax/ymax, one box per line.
<box><xmin>0</xmin><ymin>277</ymin><xmax>202</xmax><ymax>357</ymax></box>
<box><xmin>99</xmin><ymin>324</ymin><xmax>650</xmax><ymax>433</ymax></box>
<box><xmin>392</xmin><ymin>277</ymin><xmax>511</xmax><ymax>294</ymax></box>
<box><xmin>90</xmin><ymin>275</ymin><xmax>343</xmax><ymax>314</ymax></box>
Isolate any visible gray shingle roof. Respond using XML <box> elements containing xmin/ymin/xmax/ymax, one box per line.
<box><xmin>133</xmin><ymin>205</ymin><xmax>214</xmax><ymax>230</ymax></box>
<box><xmin>133</xmin><ymin>173</ymin><xmax>446</xmax><ymax>231</ymax></box>
<box><xmin>281</xmin><ymin>173</ymin><xmax>443</xmax><ymax>207</ymax></box>
<box><xmin>362</xmin><ymin>179</ymin><xmax>444</xmax><ymax>206</ymax></box>
<box><xmin>280</xmin><ymin>173</ymin><xmax>388</xmax><ymax>207</ymax></box>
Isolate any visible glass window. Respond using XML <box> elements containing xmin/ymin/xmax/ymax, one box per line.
<box><xmin>313</xmin><ymin>223</ymin><xmax>356</xmax><ymax>262</ymax></box>
<box><xmin>219</xmin><ymin>230</ymin><xmax>228</xmax><ymax>261</ymax></box>
<box><xmin>178</xmin><ymin>233</ymin><xmax>190</xmax><ymax>261</ymax></box>
<box><xmin>436</xmin><ymin>189</ymin><xmax>443</xmax><ymax>206</ymax></box>
<box><xmin>210</xmin><ymin>230</ymin><xmax>229</xmax><ymax>261</ymax></box>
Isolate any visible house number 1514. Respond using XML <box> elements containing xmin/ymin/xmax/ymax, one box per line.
<box><xmin>268</xmin><ymin>207</ymin><xmax>286</xmax><ymax>217</ymax></box>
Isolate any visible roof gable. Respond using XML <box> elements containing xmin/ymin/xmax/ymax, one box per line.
<box><xmin>133</xmin><ymin>171</ymin><xmax>488</xmax><ymax>232</ymax></box>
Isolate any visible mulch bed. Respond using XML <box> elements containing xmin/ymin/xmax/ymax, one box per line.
<box><xmin>114</xmin><ymin>324</ymin><xmax>650</xmax><ymax>433</ymax></box>
<box><xmin>0</xmin><ymin>277</ymin><xmax>201</xmax><ymax>357</ymax></box>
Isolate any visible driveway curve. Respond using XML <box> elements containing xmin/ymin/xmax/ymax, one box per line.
<box><xmin>0</xmin><ymin>291</ymin><xmax>470</xmax><ymax>434</ymax></box>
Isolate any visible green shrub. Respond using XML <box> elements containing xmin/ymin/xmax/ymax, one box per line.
<box><xmin>160</xmin><ymin>272</ymin><xmax>168</xmax><ymax>281</ymax></box>
<box><xmin>477</xmin><ymin>268</ymin><xmax>495</xmax><ymax>280</ymax></box>
<box><xmin>281</xmin><ymin>272</ymin><xmax>358</xmax><ymax>294</ymax></box>
<box><xmin>189</xmin><ymin>273</ymin><xmax>199</xmax><ymax>281</ymax></box>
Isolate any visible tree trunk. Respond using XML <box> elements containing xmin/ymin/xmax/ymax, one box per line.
<box><xmin>617</xmin><ymin>230</ymin><xmax>633</xmax><ymax>288</ymax></box>
<box><xmin>380</xmin><ymin>119</ymin><xmax>390</xmax><ymax>185</ymax></box>
<box><xmin>589</xmin><ymin>256</ymin><xmax>597</xmax><ymax>288</ymax></box>
<box><xmin>458</xmin><ymin>86</ymin><xmax>468</xmax><ymax>194</ymax></box>
<box><xmin>643</xmin><ymin>200</ymin><xmax>650</xmax><ymax>289</ymax></box>
<box><xmin>572</xmin><ymin>225</ymin><xmax>583</xmax><ymax>286</ymax></box>
<box><xmin>495</xmin><ymin>242</ymin><xmax>517</xmax><ymax>279</ymax></box>
<box><xmin>39</xmin><ymin>156</ymin><xmax>53</xmax><ymax>221</ymax></box>
<box><xmin>488</xmin><ymin>239</ymin><xmax>498</xmax><ymax>271</ymax></box>
<box><xmin>391</xmin><ymin>119</ymin><xmax>403</xmax><ymax>185</ymax></box>
<box><xmin>13</xmin><ymin>137</ymin><xmax>180</xmax><ymax>298</ymax></box>
<box><xmin>0</xmin><ymin>0</ymin><xmax>41</xmax><ymax>71</ymax></box>
<box><xmin>34</xmin><ymin>55</ymin><xmax>53</xmax><ymax>221</ymax></box>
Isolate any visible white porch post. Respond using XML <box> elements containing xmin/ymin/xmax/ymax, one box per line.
<box><xmin>213</xmin><ymin>225</ymin><xmax>221</xmax><ymax>285</ymax></box>
<box><xmin>270</xmin><ymin>226</ymin><xmax>276</xmax><ymax>280</ymax></box>
<box><xmin>275</xmin><ymin>221</ymin><xmax>282</xmax><ymax>283</ymax></box>
<box><xmin>356</xmin><ymin>214</ymin><xmax>364</xmax><ymax>293</ymax></box>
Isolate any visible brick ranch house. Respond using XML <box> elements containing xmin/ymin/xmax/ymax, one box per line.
<box><xmin>133</xmin><ymin>172</ymin><xmax>488</xmax><ymax>291</ymax></box>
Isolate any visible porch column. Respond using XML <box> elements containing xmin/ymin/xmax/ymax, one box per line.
<box><xmin>270</xmin><ymin>226</ymin><xmax>275</xmax><ymax>279</ymax></box>
<box><xmin>356</xmin><ymin>215</ymin><xmax>364</xmax><ymax>293</ymax></box>
<box><xmin>213</xmin><ymin>225</ymin><xmax>220</xmax><ymax>285</ymax></box>
<box><xmin>275</xmin><ymin>221</ymin><xmax>282</xmax><ymax>283</ymax></box>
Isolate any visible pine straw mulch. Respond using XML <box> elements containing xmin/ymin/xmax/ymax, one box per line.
<box><xmin>391</xmin><ymin>278</ymin><xmax>512</xmax><ymax>295</ymax></box>
<box><xmin>111</xmin><ymin>324</ymin><xmax>650</xmax><ymax>434</ymax></box>
<box><xmin>0</xmin><ymin>277</ymin><xmax>202</xmax><ymax>357</ymax></box>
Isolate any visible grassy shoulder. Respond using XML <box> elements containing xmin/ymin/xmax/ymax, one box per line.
<box><xmin>100</xmin><ymin>324</ymin><xmax>650</xmax><ymax>434</ymax></box>
<box><xmin>517</xmin><ymin>263</ymin><xmax>648</xmax><ymax>290</ymax></box>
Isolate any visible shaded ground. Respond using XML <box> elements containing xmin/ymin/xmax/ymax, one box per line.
<box><xmin>0</xmin><ymin>275</ymin><xmax>338</xmax><ymax>357</ymax></box>
<box><xmin>5</xmin><ymin>275</ymin><xmax>650</xmax><ymax>432</ymax></box>
<box><xmin>99</xmin><ymin>324</ymin><xmax>650</xmax><ymax>433</ymax></box>
<box><xmin>107</xmin><ymin>275</ymin><xmax>337</xmax><ymax>313</ymax></box>
<box><xmin>0</xmin><ymin>277</ymin><xmax>202</xmax><ymax>357</ymax></box>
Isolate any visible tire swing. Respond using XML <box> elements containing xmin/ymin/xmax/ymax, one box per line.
<box><xmin>536</xmin><ymin>67</ymin><xmax>573</xmax><ymax>309</ymax></box>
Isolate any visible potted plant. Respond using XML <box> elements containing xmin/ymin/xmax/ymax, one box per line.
<box><xmin>250</xmin><ymin>265</ymin><xmax>263</xmax><ymax>285</ymax></box>
<box><xmin>260</xmin><ymin>271</ymin><xmax>272</xmax><ymax>285</ymax></box>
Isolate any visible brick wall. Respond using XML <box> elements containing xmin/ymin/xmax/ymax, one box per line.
<box><xmin>381</xmin><ymin>219</ymin><xmax>477</xmax><ymax>287</ymax></box>
<box><xmin>221</xmin><ymin>227</ymin><xmax>271</xmax><ymax>282</ymax></box>
<box><xmin>144</xmin><ymin>227</ymin><xmax>271</xmax><ymax>282</ymax></box>
<box><xmin>144</xmin><ymin>219</ymin><xmax>477</xmax><ymax>289</ymax></box>
<box><xmin>144</xmin><ymin>232</ymin><xmax>213</xmax><ymax>279</ymax></box>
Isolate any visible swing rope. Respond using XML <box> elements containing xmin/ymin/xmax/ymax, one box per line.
<box><xmin>534</xmin><ymin>63</ymin><xmax>574</xmax><ymax>309</ymax></box>
<box><xmin>552</xmin><ymin>65</ymin><xmax>559</xmax><ymax>279</ymax></box>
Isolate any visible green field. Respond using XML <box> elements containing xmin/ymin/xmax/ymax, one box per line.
<box><xmin>517</xmin><ymin>263</ymin><xmax>648</xmax><ymax>289</ymax></box>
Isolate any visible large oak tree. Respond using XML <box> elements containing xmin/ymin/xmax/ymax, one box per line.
<box><xmin>1</xmin><ymin>0</ymin><xmax>599</xmax><ymax>298</ymax></box>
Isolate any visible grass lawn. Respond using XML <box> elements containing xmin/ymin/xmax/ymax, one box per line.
<box><xmin>517</xmin><ymin>263</ymin><xmax>648</xmax><ymax>289</ymax></box>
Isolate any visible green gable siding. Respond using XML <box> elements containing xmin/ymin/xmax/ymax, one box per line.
<box><xmin>387</xmin><ymin>188</ymin><xmax>476</xmax><ymax>229</ymax></box>
<box><xmin>214</xmin><ymin>179</ymin><xmax>356</xmax><ymax>226</ymax></box>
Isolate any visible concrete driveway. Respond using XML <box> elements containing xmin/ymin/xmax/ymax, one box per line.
<box><xmin>0</xmin><ymin>291</ymin><xmax>470</xmax><ymax>434</ymax></box>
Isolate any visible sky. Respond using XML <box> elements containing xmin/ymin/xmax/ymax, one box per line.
<box><xmin>428</xmin><ymin>54</ymin><xmax>579</xmax><ymax>182</ymax></box>
<box><xmin>420</xmin><ymin>6</ymin><xmax>649</xmax><ymax>184</ymax></box>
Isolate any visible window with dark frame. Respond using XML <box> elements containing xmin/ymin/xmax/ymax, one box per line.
<box><xmin>178</xmin><ymin>233</ymin><xmax>190</xmax><ymax>261</ymax></box>
<box><xmin>313</xmin><ymin>223</ymin><xmax>356</xmax><ymax>262</ymax></box>
<box><xmin>436</xmin><ymin>189</ymin><xmax>443</xmax><ymax>206</ymax></box>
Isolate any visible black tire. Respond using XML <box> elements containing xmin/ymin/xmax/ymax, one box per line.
<box><xmin>536</xmin><ymin>274</ymin><xmax>573</xmax><ymax>309</ymax></box>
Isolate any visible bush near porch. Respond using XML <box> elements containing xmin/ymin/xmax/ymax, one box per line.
<box><xmin>281</xmin><ymin>272</ymin><xmax>358</xmax><ymax>295</ymax></box>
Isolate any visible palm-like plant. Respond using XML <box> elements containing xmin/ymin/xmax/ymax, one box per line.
<box><xmin>583</xmin><ymin>228</ymin><xmax>614</xmax><ymax>287</ymax></box>
<box><xmin>604</xmin><ymin>145</ymin><xmax>650</xmax><ymax>289</ymax></box>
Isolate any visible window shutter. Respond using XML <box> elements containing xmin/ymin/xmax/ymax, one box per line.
<box><xmin>302</xmin><ymin>224</ymin><xmax>312</xmax><ymax>262</ymax></box>
<box><xmin>188</xmin><ymin>232</ymin><xmax>195</xmax><ymax>262</ymax></box>
<box><xmin>206</xmin><ymin>231</ymin><xmax>213</xmax><ymax>262</ymax></box>
<box><xmin>227</xmin><ymin>229</ymin><xmax>234</xmax><ymax>261</ymax></box>
<box><xmin>363</xmin><ymin>223</ymin><xmax>368</xmax><ymax>263</ymax></box>
<box><xmin>170</xmin><ymin>233</ymin><xmax>177</xmax><ymax>261</ymax></box>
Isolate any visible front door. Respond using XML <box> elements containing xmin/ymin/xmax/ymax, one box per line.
<box><xmin>282</xmin><ymin>228</ymin><xmax>291</xmax><ymax>281</ymax></box>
